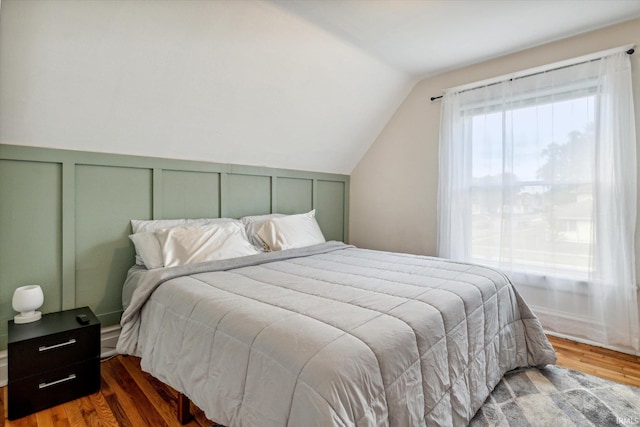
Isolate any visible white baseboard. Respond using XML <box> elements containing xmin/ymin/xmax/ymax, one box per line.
<box><xmin>531</xmin><ymin>304</ymin><xmax>640</xmax><ymax>356</ymax></box>
<box><xmin>0</xmin><ymin>325</ymin><xmax>121</xmax><ymax>387</ymax></box>
<box><xmin>100</xmin><ymin>324</ymin><xmax>122</xmax><ymax>358</ymax></box>
<box><xmin>545</xmin><ymin>330</ymin><xmax>640</xmax><ymax>357</ymax></box>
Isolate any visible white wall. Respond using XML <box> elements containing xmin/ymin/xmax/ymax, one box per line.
<box><xmin>0</xmin><ymin>0</ymin><xmax>413</xmax><ymax>174</ymax></box>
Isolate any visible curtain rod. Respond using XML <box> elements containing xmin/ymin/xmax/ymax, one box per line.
<box><xmin>430</xmin><ymin>46</ymin><xmax>635</xmax><ymax>102</ymax></box>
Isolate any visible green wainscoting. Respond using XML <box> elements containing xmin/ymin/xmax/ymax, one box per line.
<box><xmin>0</xmin><ymin>144</ymin><xmax>350</xmax><ymax>350</ymax></box>
<box><xmin>277</xmin><ymin>178</ymin><xmax>313</xmax><ymax>214</ymax></box>
<box><xmin>317</xmin><ymin>180</ymin><xmax>346</xmax><ymax>241</ymax></box>
<box><xmin>225</xmin><ymin>173</ymin><xmax>272</xmax><ymax>218</ymax></box>
<box><xmin>161</xmin><ymin>170</ymin><xmax>220</xmax><ymax>219</ymax></box>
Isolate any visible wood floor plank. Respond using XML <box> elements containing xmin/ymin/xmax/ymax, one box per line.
<box><xmin>89</xmin><ymin>392</ymin><xmax>120</xmax><ymax>427</ymax></box>
<box><xmin>580</xmin><ymin>353</ymin><xmax>640</xmax><ymax>376</ymax></box>
<box><xmin>64</xmin><ymin>398</ymin><xmax>89</xmax><ymax>427</ymax></box>
<box><xmin>102</xmin><ymin>393</ymin><xmax>133</xmax><ymax>427</ymax></box>
<box><xmin>0</xmin><ymin>335</ymin><xmax>638</xmax><ymax>426</ymax></box>
<box><xmin>34</xmin><ymin>410</ymin><xmax>55</xmax><ymax>427</ymax></box>
<box><xmin>78</xmin><ymin>396</ymin><xmax>100</xmax><ymax>425</ymax></box>
<box><xmin>100</xmin><ymin>360</ymin><xmax>151</xmax><ymax>427</ymax></box>
<box><xmin>8</xmin><ymin>413</ymin><xmax>38</xmax><ymax>427</ymax></box>
<box><xmin>120</xmin><ymin>357</ymin><xmax>209</xmax><ymax>426</ymax></box>
<box><xmin>119</xmin><ymin>355</ymin><xmax>181</xmax><ymax>426</ymax></box>
<box><xmin>547</xmin><ymin>335</ymin><xmax>640</xmax><ymax>387</ymax></box>
<box><xmin>50</xmin><ymin>404</ymin><xmax>71</xmax><ymax>427</ymax></box>
<box><xmin>106</xmin><ymin>358</ymin><xmax>168</xmax><ymax>426</ymax></box>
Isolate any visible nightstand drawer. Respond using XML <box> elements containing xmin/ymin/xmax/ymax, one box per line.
<box><xmin>7</xmin><ymin>358</ymin><xmax>100</xmax><ymax>420</ymax></box>
<box><xmin>8</xmin><ymin>324</ymin><xmax>99</xmax><ymax>380</ymax></box>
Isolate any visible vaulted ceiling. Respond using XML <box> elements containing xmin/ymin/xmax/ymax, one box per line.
<box><xmin>271</xmin><ymin>0</ymin><xmax>640</xmax><ymax>78</ymax></box>
<box><xmin>2</xmin><ymin>1</ymin><xmax>639</xmax><ymax>174</ymax></box>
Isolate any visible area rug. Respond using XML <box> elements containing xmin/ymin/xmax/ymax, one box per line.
<box><xmin>471</xmin><ymin>365</ymin><xmax>640</xmax><ymax>427</ymax></box>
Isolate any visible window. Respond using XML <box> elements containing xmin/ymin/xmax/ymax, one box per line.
<box><xmin>469</xmin><ymin>92</ymin><xmax>596</xmax><ymax>280</ymax></box>
<box><xmin>437</xmin><ymin>49</ymin><xmax>639</xmax><ymax>353</ymax></box>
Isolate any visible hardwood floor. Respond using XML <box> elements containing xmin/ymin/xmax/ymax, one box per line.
<box><xmin>547</xmin><ymin>335</ymin><xmax>640</xmax><ymax>387</ymax></box>
<box><xmin>1</xmin><ymin>356</ymin><xmax>215</xmax><ymax>427</ymax></box>
<box><xmin>1</xmin><ymin>336</ymin><xmax>639</xmax><ymax>426</ymax></box>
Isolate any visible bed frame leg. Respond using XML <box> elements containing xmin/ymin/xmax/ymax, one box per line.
<box><xmin>178</xmin><ymin>392</ymin><xmax>193</xmax><ymax>424</ymax></box>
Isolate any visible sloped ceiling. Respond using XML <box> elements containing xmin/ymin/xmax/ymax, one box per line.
<box><xmin>0</xmin><ymin>0</ymin><xmax>412</xmax><ymax>174</ymax></box>
<box><xmin>272</xmin><ymin>0</ymin><xmax>640</xmax><ymax>78</ymax></box>
<box><xmin>2</xmin><ymin>1</ymin><xmax>640</xmax><ymax>174</ymax></box>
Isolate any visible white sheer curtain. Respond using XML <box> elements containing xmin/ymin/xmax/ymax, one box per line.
<box><xmin>438</xmin><ymin>51</ymin><xmax>639</xmax><ymax>354</ymax></box>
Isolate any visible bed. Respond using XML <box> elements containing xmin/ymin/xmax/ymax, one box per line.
<box><xmin>116</xmin><ymin>227</ymin><xmax>556</xmax><ymax>426</ymax></box>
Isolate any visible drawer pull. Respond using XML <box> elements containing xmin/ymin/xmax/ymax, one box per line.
<box><xmin>38</xmin><ymin>338</ymin><xmax>76</xmax><ymax>352</ymax></box>
<box><xmin>39</xmin><ymin>374</ymin><xmax>76</xmax><ymax>389</ymax></box>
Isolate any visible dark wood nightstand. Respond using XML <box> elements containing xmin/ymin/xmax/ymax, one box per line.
<box><xmin>7</xmin><ymin>306</ymin><xmax>101</xmax><ymax>420</ymax></box>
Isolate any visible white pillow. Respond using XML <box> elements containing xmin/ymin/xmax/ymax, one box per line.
<box><xmin>257</xmin><ymin>210</ymin><xmax>325</xmax><ymax>251</ymax></box>
<box><xmin>130</xmin><ymin>218</ymin><xmax>240</xmax><ymax>267</ymax></box>
<box><xmin>130</xmin><ymin>219</ymin><xmax>188</xmax><ymax>266</ymax></box>
<box><xmin>240</xmin><ymin>213</ymin><xmax>286</xmax><ymax>248</ymax></box>
<box><xmin>129</xmin><ymin>232</ymin><xmax>164</xmax><ymax>269</ymax></box>
<box><xmin>131</xmin><ymin>217</ymin><xmax>237</xmax><ymax>234</ymax></box>
<box><xmin>155</xmin><ymin>222</ymin><xmax>260</xmax><ymax>268</ymax></box>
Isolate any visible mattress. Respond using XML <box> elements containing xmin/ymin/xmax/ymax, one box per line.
<box><xmin>116</xmin><ymin>242</ymin><xmax>556</xmax><ymax>426</ymax></box>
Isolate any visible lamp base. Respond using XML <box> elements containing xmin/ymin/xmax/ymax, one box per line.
<box><xmin>14</xmin><ymin>311</ymin><xmax>42</xmax><ymax>324</ymax></box>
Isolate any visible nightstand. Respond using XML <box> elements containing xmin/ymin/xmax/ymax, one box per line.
<box><xmin>7</xmin><ymin>306</ymin><xmax>101</xmax><ymax>420</ymax></box>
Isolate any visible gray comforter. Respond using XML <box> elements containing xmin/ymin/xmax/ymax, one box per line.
<box><xmin>116</xmin><ymin>242</ymin><xmax>556</xmax><ymax>426</ymax></box>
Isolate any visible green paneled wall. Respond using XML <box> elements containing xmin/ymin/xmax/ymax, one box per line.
<box><xmin>0</xmin><ymin>160</ymin><xmax>63</xmax><ymax>348</ymax></box>
<box><xmin>317</xmin><ymin>180</ymin><xmax>347</xmax><ymax>241</ymax></box>
<box><xmin>0</xmin><ymin>144</ymin><xmax>349</xmax><ymax>350</ymax></box>
<box><xmin>277</xmin><ymin>178</ymin><xmax>313</xmax><ymax>214</ymax></box>
<box><xmin>75</xmin><ymin>165</ymin><xmax>153</xmax><ymax>327</ymax></box>
<box><xmin>161</xmin><ymin>170</ymin><xmax>220</xmax><ymax>219</ymax></box>
<box><xmin>226</xmin><ymin>174</ymin><xmax>272</xmax><ymax>218</ymax></box>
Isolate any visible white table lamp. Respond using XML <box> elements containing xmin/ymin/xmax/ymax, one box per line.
<box><xmin>12</xmin><ymin>285</ymin><xmax>44</xmax><ymax>324</ymax></box>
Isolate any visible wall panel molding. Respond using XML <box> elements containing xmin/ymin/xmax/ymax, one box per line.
<box><xmin>0</xmin><ymin>144</ymin><xmax>349</xmax><ymax>350</ymax></box>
